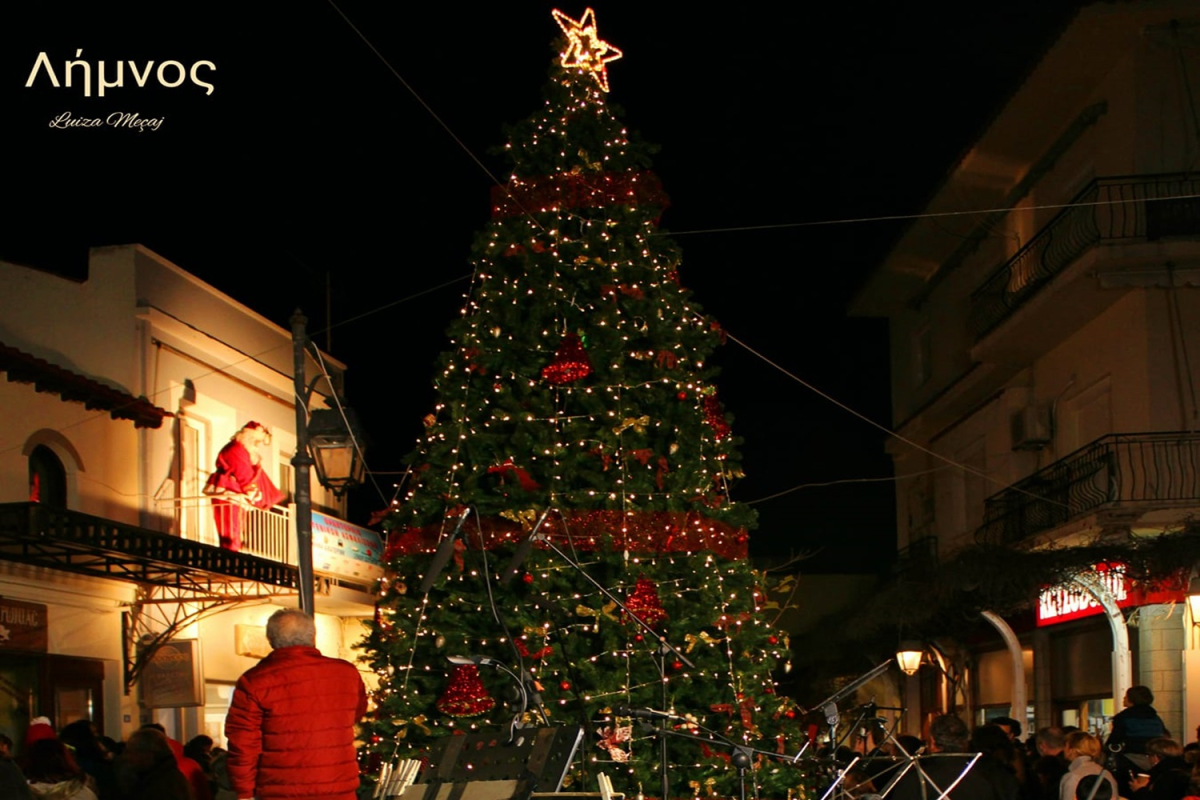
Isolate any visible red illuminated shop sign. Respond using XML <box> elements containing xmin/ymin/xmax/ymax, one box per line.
<box><xmin>1036</xmin><ymin>564</ymin><xmax>1188</xmax><ymax>627</ymax></box>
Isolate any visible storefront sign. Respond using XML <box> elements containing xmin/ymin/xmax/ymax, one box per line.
<box><xmin>0</xmin><ymin>598</ymin><xmax>48</xmax><ymax>652</ymax></box>
<box><xmin>141</xmin><ymin>639</ymin><xmax>203</xmax><ymax>708</ymax></box>
<box><xmin>312</xmin><ymin>511</ymin><xmax>384</xmax><ymax>584</ymax></box>
<box><xmin>1037</xmin><ymin>564</ymin><xmax>1187</xmax><ymax>626</ymax></box>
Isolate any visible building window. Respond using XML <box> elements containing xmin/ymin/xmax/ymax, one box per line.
<box><xmin>28</xmin><ymin>445</ymin><xmax>67</xmax><ymax>508</ymax></box>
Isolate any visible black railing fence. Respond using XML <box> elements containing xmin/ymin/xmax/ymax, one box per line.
<box><xmin>894</xmin><ymin>534</ymin><xmax>938</xmax><ymax>575</ymax></box>
<box><xmin>976</xmin><ymin>432</ymin><xmax>1200</xmax><ymax>546</ymax></box>
<box><xmin>970</xmin><ymin>174</ymin><xmax>1200</xmax><ymax>339</ymax></box>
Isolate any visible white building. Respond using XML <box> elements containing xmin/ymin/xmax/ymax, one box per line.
<box><xmin>852</xmin><ymin>2</ymin><xmax>1200</xmax><ymax>735</ymax></box>
<box><xmin>0</xmin><ymin>244</ymin><xmax>380</xmax><ymax>745</ymax></box>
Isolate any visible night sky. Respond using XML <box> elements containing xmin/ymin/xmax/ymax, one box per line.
<box><xmin>1</xmin><ymin>2</ymin><xmax>1082</xmax><ymax>571</ymax></box>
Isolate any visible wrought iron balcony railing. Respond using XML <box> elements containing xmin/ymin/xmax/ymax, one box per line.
<box><xmin>893</xmin><ymin>535</ymin><xmax>938</xmax><ymax>575</ymax></box>
<box><xmin>975</xmin><ymin>432</ymin><xmax>1200</xmax><ymax>546</ymax></box>
<box><xmin>156</xmin><ymin>496</ymin><xmax>293</xmax><ymax>564</ymax></box>
<box><xmin>970</xmin><ymin>174</ymin><xmax>1200</xmax><ymax>340</ymax></box>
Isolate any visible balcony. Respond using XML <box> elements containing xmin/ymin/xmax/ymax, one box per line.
<box><xmin>975</xmin><ymin>432</ymin><xmax>1200</xmax><ymax>546</ymax></box>
<box><xmin>159</xmin><ymin>495</ymin><xmax>294</xmax><ymax>565</ymax></box>
<box><xmin>0</xmin><ymin>502</ymin><xmax>298</xmax><ymax>593</ymax></box>
<box><xmin>894</xmin><ymin>535</ymin><xmax>938</xmax><ymax>576</ymax></box>
<box><xmin>970</xmin><ymin>174</ymin><xmax>1200</xmax><ymax>341</ymax></box>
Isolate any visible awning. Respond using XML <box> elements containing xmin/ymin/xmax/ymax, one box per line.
<box><xmin>0</xmin><ymin>341</ymin><xmax>171</xmax><ymax>428</ymax></box>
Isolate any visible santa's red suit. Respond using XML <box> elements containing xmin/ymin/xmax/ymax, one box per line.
<box><xmin>205</xmin><ymin>440</ymin><xmax>284</xmax><ymax>551</ymax></box>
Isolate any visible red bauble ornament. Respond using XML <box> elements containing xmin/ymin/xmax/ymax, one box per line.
<box><xmin>625</xmin><ymin>577</ymin><xmax>669</xmax><ymax>627</ymax></box>
<box><xmin>676</xmin><ymin>391</ymin><xmax>687</xmax><ymax>400</ymax></box>
<box><xmin>768</xmin><ymin>636</ymin><xmax>779</xmax><ymax>645</ymax></box>
<box><xmin>560</xmin><ymin>681</ymin><xmax>572</xmax><ymax>691</ymax></box>
<box><xmin>523</xmin><ymin>573</ymin><xmax>534</xmax><ymax>584</ymax></box>
<box><xmin>672</xmin><ymin>661</ymin><xmax>684</xmax><ymax>670</ymax></box>
<box><xmin>542</xmin><ymin>333</ymin><xmax>592</xmax><ymax>385</ymax></box>
<box><xmin>785</xmin><ymin>710</ymin><xmax>796</xmax><ymax>719</ymax></box>
<box><xmin>436</xmin><ymin>664</ymin><xmax>496</xmax><ymax>717</ymax></box>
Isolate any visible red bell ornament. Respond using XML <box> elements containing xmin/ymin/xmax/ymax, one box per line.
<box><xmin>625</xmin><ymin>576</ymin><xmax>668</xmax><ymax>627</ymax></box>
<box><xmin>435</xmin><ymin>664</ymin><xmax>496</xmax><ymax>717</ymax></box>
<box><xmin>542</xmin><ymin>333</ymin><xmax>592</xmax><ymax>385</ymax></box>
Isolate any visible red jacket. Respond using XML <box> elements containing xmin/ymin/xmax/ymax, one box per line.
<box><xmin>225</xmin><ymin>646</ymin><xmax>368</xmax><ymax>800</ymax></box>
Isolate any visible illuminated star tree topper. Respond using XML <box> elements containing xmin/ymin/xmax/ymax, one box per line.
<box><xmin>551</xmin><ymin>7</ymin><xmax>623</xmax><ymax>92</ymax></box>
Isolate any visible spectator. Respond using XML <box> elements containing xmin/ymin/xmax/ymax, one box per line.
<box><xmin>0</xmin><ymin>731</ymin><xmax>33</xmax><ymax>799</ymax></box>
<box><xmin>1129</xmin><ymin>737</ymin><xmax>1190</xmax><ymax>800</ymax></box>
<box><xmin>24</xmin><ymin>738</ymin><xmax>98</xmax><ymax>800</ymax></box>
<box><xmin>114</xmin><ymin>728</ymin><xmax>192</xmax><ymax>800</ymax></box>
<box><xmin>1061</xmin><ymin>732</ymin><xmax>1117</xmax><ymax>800</ymax></box>
<box><xmin>225</xmin><ymin>608</ymin><xmax>367</xmax><ymax>800</ymax></box>
<box><xmin>139</xmin><ymin>724</ymin><xmax>210</xmax><ymax>800</ymax></box>
<box><xmin>1031</xmin><ymin>727</ymin><xmax>1070</xmax><ymax>800</ymax></box>
<box><xmin>183</xmin><ymin>736</ymin><xmax>215</xmax><ymax>797</ymax></box>
<box><xmin>59</xmin><ymin>719</ymin><xmax>118</xmax><ymax>800</ymax></box>
<box><xmin>974</xmin><ymin>723</ymin><xmax>1025</xmax><ymax>785</ymax></box>
<box><xmin>23</xmin><ymin>717</ymin><xmax>56</xmax><ymax>755</ymax></box>
<box><xmin>892</xmin><ymin>715</ymin><xmax>1020</xmax><ymax>800</ymax></box>
<box><xmin>1109</xmin><ymin>686</ymin><xmax>1169</xmax><ymax>757</ymax></box>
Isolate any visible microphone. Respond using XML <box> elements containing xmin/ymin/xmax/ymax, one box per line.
<box><xmin>613</xmin><ymin>706</ymin><xmax>688</xmax><ymax>722</ymax></box>
<box><xmin>418</xmin><ymin>508</ymin><xmax>472</xmax><ymax>594</ymax></box>
<box><xmin>498</xmin><ymin>509</ymin><xmax>551</xmax><ymax>586</ymax></box>
<box><xmin>447</xmin><ymin>654</ymin><xmax>501</xmax><ymax>667</ymax></box>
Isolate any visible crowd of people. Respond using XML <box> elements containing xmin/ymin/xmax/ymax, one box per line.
<box><xmin>842</xmin><ymin>686</ymin><xmax>1197</xmax><ymax>800</ymax></box>
<box><xmin>0</xmin><ymin>608</ymin><xmax>368</xmax><ymax>800</ymax></box>
<box><xmin>0</xmin><ymin>716</ymin><xmax>231</xmax><ymax>800</ymax></box>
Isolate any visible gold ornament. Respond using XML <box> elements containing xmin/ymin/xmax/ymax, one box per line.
<box><xmin>394</xmin><ymin>714</ymin><xmax>431</xmax><ymax>737</ymax></box>
<box><xmin>613</xmin><ymin>415</ymin><xmax>650</xmax><ymax>435</ymax></box>
<box><xmin>684</xmin><ymin>631</ymin><xmax>723</xmax><ymax>653</ymax></box>
<box><xmin>500</xmin><ymin>508</ymin><xmax>541</xmax><ymax>530</ymax></box>
<box><xmin>551</xmin><ymin>8</ymin><xmax>623</xmax><ymax>92</ymax></box>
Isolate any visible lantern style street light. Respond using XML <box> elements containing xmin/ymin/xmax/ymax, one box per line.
<box><xmin>896</xmin><ymin>640</ymin><xmax>924</xmax><ymax>676</ymax></box>
<box><xmin>308</xmin><ymin>408</ymin><xmax>365</xmax><ymax>497</ymax></box>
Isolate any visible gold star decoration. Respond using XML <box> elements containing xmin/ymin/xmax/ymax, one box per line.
<box><xmin>551</xmin><ymin>7</ymin><xmax>623</xmax><ymax>92</ymax></box>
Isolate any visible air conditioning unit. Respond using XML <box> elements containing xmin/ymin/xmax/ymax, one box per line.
<box><xmin>1011</xmin><ymin>405</ymin><xmax>1052</xmax><ymax>451</ymax></box>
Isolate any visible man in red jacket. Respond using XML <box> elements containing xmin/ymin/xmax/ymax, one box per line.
<box><xmin>225</xmin><ymin>608</ymin><xmax>368</xmax><ymax>800</ymax></box>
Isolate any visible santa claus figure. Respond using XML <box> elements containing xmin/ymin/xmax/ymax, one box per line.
<box><xmin>205</xmin><ymin>422</ymin><xmax>285</xmax><ymax>551</ymax></box>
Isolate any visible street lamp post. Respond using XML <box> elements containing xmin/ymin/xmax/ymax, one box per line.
<box><xmin>291</xmin><ymin>310</ymin><xmax>365</xmax><ymax>616</ymax></box>
<box><xmin>291</xmin><ymin>311</ymin><xmax>317</xmax><ymax>615</ymax></box>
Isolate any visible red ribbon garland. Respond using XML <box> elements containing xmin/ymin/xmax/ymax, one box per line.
<box><xmin>386</xmin><ymin>509</ymin><xmax>749</xmax><ymax>562</ymax></box>
<box><xmin>491</xmin><ymin>171</ymin><xmax>670</xmax><ymax>219</ymax></box>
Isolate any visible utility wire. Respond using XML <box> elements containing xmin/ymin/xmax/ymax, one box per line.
<box><xmin>724</xmin><ymin>331</ymin><xmax>1070</xmax><ymax>509</ymax></box>
<box><xmin>745</xmin><ymin>466</ymin><xmax>950</xmax><ymax>505</ymax></box>
<box><xmin>310</xmin><ymin>344</ymin><xmax>392</xmax><ymax>508</ymax></box>
<box><xmin>661</xmin><ymin>192</ymin><xmax>1200</xmax><ymax>237</ymax></box>
<box><xmin>324</xmin><ymin>0</ymin><xmax>547</xmax><ymax>232</ymax></box>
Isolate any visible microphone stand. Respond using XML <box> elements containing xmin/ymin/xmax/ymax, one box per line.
<box><xmin>534</xmin><ymin>530</ymin><xmax>695</xmax><ymax>800</ymax></box>
<box><xmin>636</xmin><ymin>719</ymin><xmax>812</xmax><ymax>800</ymax></box>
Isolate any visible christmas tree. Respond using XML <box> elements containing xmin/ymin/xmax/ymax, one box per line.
<box><xmin>363</xmin><ymin>9</ymin><xmax>800</xmax><ymax>797</ymax></box>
